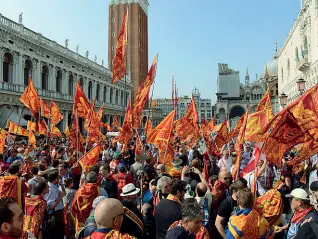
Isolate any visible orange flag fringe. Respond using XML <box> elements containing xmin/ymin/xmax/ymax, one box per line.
<box><xmin>73</xmin><ymin>82</ymin><xmax>90</xmax><ymax>118</ymax></box>
<box><xmin>19</xmin><ymin>77</ymin><xmax>40</xmax><ymax>117</ymax></box>
<box><xmin>132</xmin><ymin>55</ymin><xmax>158</xmax><ymax>129</ymax></box>
<box><xmin>112</xmin><ymin>10</ymin><xmax>128</xmax><ymax>84</ymax></box>
<box><xmin>6</xmin><ymin>120</ymin><xmax>28</xmax><ymax>136</ymax></box>
<box><xmin>50</xmin><ymin>100</ymin><xmax>63</xmax><ymax>126</ymax></box>
<box><xmin>40</xmin><ymin>99</ymin><xmax>50</xmax><ymax>118</ymax></box>
<box><xmin>78</xmin><ymin>144</ymin><xmax>101</xmax><ymax>172</ymax></box>
<box><xmin>231</xmin><ymin>111</ymin><xmax>248</xmax><ymax>179</ymax></box>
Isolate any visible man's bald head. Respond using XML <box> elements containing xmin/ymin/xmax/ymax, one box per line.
<box><xmin>218</xmin><ymin>170</ymin><xmax>232</xmax><ymax>186</ymax></box>
<box><xmin>196</xmin><ymin>182</ymin><xmax>207</xmax><ymax>197</ymax></box>
<box><xmin>94</xmin><ymin>198</ymin><xmax>124</xmax><ymax>229</ymax></box>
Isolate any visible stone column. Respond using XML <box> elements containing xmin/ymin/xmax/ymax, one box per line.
<box><xmin>36</xmin><ymin>60</ymin><xmax>41</xmax><ymax>88</ymax></box>
<box><xmin>0</xmin><ymin>55</ymin><xmax>3</xmax><ymax>82</ymax></box>
<box><xmin>92</xmin><ymin>80</ymin><xmax>96</xmax><ymax>100</ymax></box>
<box><xmin>63</xmin><ymin>70</ymin><xmax>68</xmax><ymax>94</ymax></box>
<box><xmin>18</xmin><ymin>54</ymin><xmax>23</xmax><ymax>85</ymax></box>
<box><xmin>51</xmin><ymin>66</ymin><xmax>56</xmax><ymax>92</ymax></box>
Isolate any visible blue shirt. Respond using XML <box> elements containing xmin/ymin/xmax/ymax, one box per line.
<box><xmin>44</xmin><ymin>182</ymin><xmax>64</xmax><ymax>214</ymax></box>
<box><xmin>100</xmin><ymin>188</ymin><xmax>108</xmax><ymax>198</ymax></box>
<box><xmin>6</xmin><ymin>155</ymin><xmax>23</xmax><ymax>164</ymax></box>
<box><xmin>287</xmin><ymin>211</ymin><xmax>318</xmax><ymax>239</ymax></box>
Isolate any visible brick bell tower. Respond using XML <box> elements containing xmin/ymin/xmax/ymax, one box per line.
<box><xmin>108</xmin><ymin>0</ymin><xmax>149</xmax><ymax>102</ymax></box>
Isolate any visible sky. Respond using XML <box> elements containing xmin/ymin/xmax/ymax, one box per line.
<box><xmin>0</xmin><ymin>0</ymin><xmax>301</xmax><ymax>103</ymax></box>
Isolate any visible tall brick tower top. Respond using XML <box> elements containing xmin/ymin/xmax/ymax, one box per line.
<box><xmin>108</xmin><ymin>0</ymin><xmax>149</xmax><ymax>102</ymax></box>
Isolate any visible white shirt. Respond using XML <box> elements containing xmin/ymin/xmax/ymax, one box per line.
<box><xmin>244</xmin><ymin>172</ymin><xmax>266</xmax><ymax>196</ymax></box>
<box><xmin>218</xmin><ymin>157</ymin><xmax>232</xmax><ymax>172</ymax></box>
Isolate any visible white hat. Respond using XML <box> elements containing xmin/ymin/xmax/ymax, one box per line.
<box><xmin>120</xmin><ymin>183</ymin><xmax>140</xmax><ymax>197</ymax></box>
<box><xmin>286</xmin><ymin>188</ymin><xmax>310</xmax><ymax>201</ymax></box>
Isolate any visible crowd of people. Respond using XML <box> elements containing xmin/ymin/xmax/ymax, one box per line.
<box><xmin>1</xmin><ymin>136</ymin><xmax>318</xmax><ymax>239</ymax></box>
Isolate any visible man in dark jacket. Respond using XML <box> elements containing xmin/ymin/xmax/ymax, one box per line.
<box><xmin>155</xmin><ymin>179</ymin><xmax>186</xmax><ymax>239</ymax></box>
<box><xmin>99</xmin><ymin>164</ymin><xmax>118</xmax><ymax>198</ymax></box>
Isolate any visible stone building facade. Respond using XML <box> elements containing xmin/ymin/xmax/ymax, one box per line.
<box><xmin>278</xmin><ymin>0</ymin><xmax>318</xmax><ymax>104</ymax></box>
<box><xmin>0</xmin><ymin>13</ymin><xmax>132</xmax><ymax>131</ymax></box>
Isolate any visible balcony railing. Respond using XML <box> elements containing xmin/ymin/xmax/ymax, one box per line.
<box><xmin>297</xmin><ymin>53</ymin><xmax>310</xmax><ymax>71</ymax></box>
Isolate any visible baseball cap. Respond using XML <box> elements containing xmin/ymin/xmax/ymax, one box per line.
<box><xmin>286</xmin><ymin>188</ymin><xmax>310</xmax><ymax>200</ymax></box>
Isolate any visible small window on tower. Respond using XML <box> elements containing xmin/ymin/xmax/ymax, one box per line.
<box><xmin>112</xmin><ymin>32</ymin><xmax>115</xmax><ymax>37</ymax></box>
<box><xmin>112</xmin><ymin>46</ymin><xmax>115</xmax><ymax>50</ymax></box>
<box><xmin>112</xmin><ymin>18</ymin><xmax>115</xmax><ymax>22</ymax></box>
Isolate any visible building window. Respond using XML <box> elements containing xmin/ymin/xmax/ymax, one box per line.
<box><xmin>287</xmin><ymin>59</ymin><xmax>290</xmax><ymax>77</ymax></box>
<box><xmin>24</xmin><ymin>59</ymin><xmax>33</xmax><ymax>86</ymax></box>
<box><xmin>281</xmin><ymin>68</ymin><xmax>284</xmax><ymax>82</ymax></box>
<box><xmin>103</xmin><ymin>86</ymin><xmax>107</xmax><ymax>102</ymax></box>
<box><xmin>41</xmin><ymin>65</ymin><xmax>49</xmax><ymax>90</ymax></box>
<box><xmin>88</xmin><ymin>81</ymin><xmax>92</xmax><ymax>99</ymax></box>
<box><xmin>3</xmin><ymin>53</ymin><xmax>13</xmax><ymax>83</ymax></box>
<box><xmin>56</xmin><ymin>70</ymin><xmax>62</xmax><ymax>93</ymax></box>
<box><xmin>96</xmin><ymin>84</ymin><xmax>100</xmax><ymax>101</ymax></box>
<box><xmin>295</xmin><ymin>47</ymin><xmax>299</xmax><ymax>62</ymax></box>
<box><xmin>112</xmin><ymin>32</ymin><xmax>115</xmax><ymax>37</ymax></box>
<box><xmin>112</xmin><ymin>46</ymin><xmax>115</xmax><ymax>50</ymax></box>
<box><xmin>112</xmin><ymin>18</ymin><xmax>115</xmax><ymax>22</ymax></box>
<box><xmin>110</xmin><ymin>87</ymin><xmax>113</xmax><ymax>104</ymax></box>
<box><xmin>121</xmin><ymin>91</ymin><xmax>124</xmax><ymax>105</ymax></box>
<box><xmin>115</xmin><ymin>89</ymin><xmax>119</xmax><ymax>105</ymax></box>
<box><xmin>68</xmin><ymin>74</ymin><xmax>74</xmax><ymax>95</ymax></box>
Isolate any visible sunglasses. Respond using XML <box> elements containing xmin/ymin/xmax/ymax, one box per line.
<box><xmin>222</xmin><ymin>177</ymin><xmax>232</xmax><ymax>180</ymax></box>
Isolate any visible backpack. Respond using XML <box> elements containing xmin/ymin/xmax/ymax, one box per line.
<box><xmin>75</xmin><ymin>222</ymin><xmax>96</xmax><ymax>239</ymax></box>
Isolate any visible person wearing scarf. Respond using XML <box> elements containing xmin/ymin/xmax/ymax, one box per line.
<box><xmin>275</xmin><ymin>188</ymin><xmax>318</xmax><ymax>239</ymax></box>
<box><xmin>227</xmin><ymin>188</ymin><xmax>274</xmax><ymax>239</ymax></box>
<box><xmin>155</xmin><ymin>179</ymin><xmax>187</xmax><ymax>239</ymax></box>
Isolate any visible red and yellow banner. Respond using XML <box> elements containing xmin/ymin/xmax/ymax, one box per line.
<box><xmin>19</xmin><ymin>77</ymin><xmax>40</xmax><ymax>118</ymax></box>
<box><xmin>28</xmin><ymin>130</ymin><xmax>36</xmax><ymax>148</ymax></box>
<box><xmin>132</xmin><ymin>55</ymin><xmax>158</xmax><ymax>129</ymax></box>
<box><xmin>73</xmin><ymin>81</ymin><xmax>90</xmax><ymax>118</ymax></box>
<box><xmin>64</xmin><ymin>124</ymin><xmax>70</xmax><ymax>137</ymax></box>
<box><xmin>27</xmin><ymin>121</ymin><xmax>37</xmax><ymax>132</ymax></box>
<box><xmin>112</xmin><ymin>10</ymin><xmax>128</xmax><ymax>84</ymax></box>
<box><xmin>38</xmin><ymin>119</ymin><xmax>48</xmax><ymax>135</ymax></box>
<box><xmin>208</xmin><ymin>117</ymin><xmax>215</xmax><ymax>132</ymax></box>
<box><xmin>50</xmin><ymin>100</ymin><xmax>63</xmax><ymax>126</ymax></box>
<box><xmin>40</xmin><ymin>99</ymin><xmax>50</xmax><ymax>118</ymax></box>
<box><xmin>115</xmin><ymin>100</ymin><xmax>133</xmax><ymax>148</ymax></box>
<box><xmin>213</xmin><ymin>120</ymin><xmax>229</xmax><ymax>150</ymax></box>
<box><xmin>201</xmin><ymin>119</ymin><xmax>212</xmax><ymax>154</ymax></box>
<box><xmin>50</xmin><ymin>125</ymin><xmax>62</xmax><ymax>138</ymax></box>
<box><xmin>0</xmin><ymin>129</ymin><xmax>7</xmax><ymax>154</ymax></box>
<box><xmin>144</xmin><ymin>118</ymin><xmax>153</xmax><ymax>137</ymax></box>
<box><xmin>6</xmin><ymin>120</ymin><xmax>28</xmax><ymax>137</ymax></box>
<box><xmin>78</xmin><ymin>144</ymin><xmax>101</xmax><ymax>172</ymax></box>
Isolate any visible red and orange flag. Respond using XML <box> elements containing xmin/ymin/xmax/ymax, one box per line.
<box><xmin>115</xmin><ymin>100</ymin><xmax>133</xmax><ymax>147</ymax></box>
<box><xmin>28</xmin><ymin>130</ymin><xmax>36</xmax><ymax>148</ymax></box>
<box><xmin>69</xmin><ymin>111</ymin><xmax>84</xmax><ymax>152</ymax></box>
<box><xmin>19</xmin><ymin>76</ymin><xmax>40</xmax><ymax>118</ymax></box>
<box><xmin>84</xmin><ymin>99</ymin><xmax>96</xmax><ymax>131</ymax></box>
<box><xmin>6</xmin><ymin>120</ymin><xmax>28</xmax><ymax>137</ymax></box>
<box><xmin>40</xmin><ymin>99</ymin><xmax>50</xmax><ymax>118</ymax></box>
<box><xmin>228</xmin><ymin>114</ymin><xmax>245</xmax><ymax>141</ymax></box>
<box><xmin>50</xmin><ymin>100</ymin><xmax>63</xmax><ymax>126</ymax></box>
<box><xmin>38</xmin><ymin>119</ymin><xmax>48</xmax><ymax>135</ymax></box>
<box><xmin>112</xmin><ymin>113</ymin><xmax>121</xmax><ymax>131</ymax></box>
<box><xmin>132</xmin><ymin>55</ymin><xmax>158</xmax><ymax>129</ymax></box>
<box><xmin>102</xmin><ymin>123</ymin><xmax>112</xmax><ymax>132</ymax></box>
<box><xmin>231</xmin><ymin>111</ymin><xmax>248</xmax><ymax>179</ymax></box>
<box><xmin>64</xmin><ymin>124</ymin><xmax>70</xmax><ymax>137</ymax></box>
<box><xmin>148</xmin><ymin>109</ymin><xmax>176</xmax><ymax>145</ymax></box>
<box><xmin>208</xmin><ymin>117</ymin><xmax>215</xmax><ymax>132</ymax></box>
<box><xmin>0</xmin><ymin>129</ymin><xmax>8</xmax><ymax>154</ymax></box>
<box><xmin>135</xmin><ymin>134</ymin><xmax>143</xmax><ymax>157</ymax></box>
<box><xmin>50</xmin><ymin>125</ymin><xmax>62</xmax><ymax>138</ymax></box>
<box><xmin>73</xmin><ymin>82</ymin><xmax>90</xmax><ymax>118</ymax></box>
<box><xmin>201</xmin><ymin>119</ymin><xmax>212</xmax><ymax>154</ymax></box>
<box><xmin>212</xmin><ymin>120</ymin><xmax>229</xmax><ymax>151</ymax></box>
<box><xmin>112</xmin><ymin>9</ymin><xmax>128</xmax><ymax>84</ymax></box>
<box><xmin>78</xmin><ymin>144</ymin><xmax>101</xmax><ymax>172</ymax></box>
<box><xmin>27</xmin><ymin>121</ymin><xmax>37</xmax><ymax>132</ymax></box>
<box><xmin>144</xmin><ymin>118</ymin><xmax>153</xmax><ymax>137</ymax></box>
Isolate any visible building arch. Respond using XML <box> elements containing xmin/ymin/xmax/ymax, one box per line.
<box><xmin>3</xmin><ymin>53</ymin><xmax>13</xmax><ymax>83</ymax></box>
<box><xmin>88</xmin><ymin>81</ymin><xmax>92</xmax><ymax>99</ymax></box>
<box><xmin>41</xmin><ymin>65</ymin><xmax>49</xmax><ymax>90</ymax></box>
<box><xmin>24</xmin><ymin>59</ymin><xmax>33</xmax><ymax>86</ymax></box>
<box><xmin>115</xmin><ymin>89</ymin><xmax>119</xmax><ymax>105</ymax></box>
<box><xmin>68</xmin><ymin>74</ymin><xmax>74</xmax><ymax>95</ymax></box>
<box><xmin>103</xmin><ymin>86</ymin><xmax>107</xmax><ymax>103</ymax></box>
<box><xmin>96</xmin><ymin>83</ymin><xmax>100</xmax><ymax>101</ymax></box>
<box><xmin>229</xmin><ymin>105</ymin><xmax>245</xmax><ymax>119</ymax></box>
<box><xmin>56</xmin><ymin>69</ymin><xmax>62</xmax><ymax>93</ymax></box>
<box><xmin>110</xmin><ymin>87</ymin><xmax>113</xmax><ymax>104</ymax></box>
<box><xmin>79</xmin><ymin>77</ymin><xmax>83</xmax><ymax>88</ymax></box>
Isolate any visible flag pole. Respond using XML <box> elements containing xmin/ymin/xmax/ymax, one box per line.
<box><xmin>76</xmin><ymin>110</ymin><xmax>79</xmax><ymax>162</ymax></box>
<box><xmin>124</xmin><ymin>8</ymin><xmax>129</xmax><ymax>108</ymax></box>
